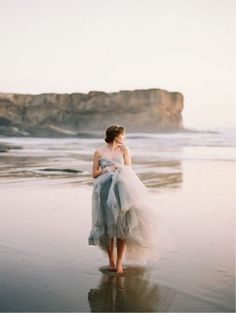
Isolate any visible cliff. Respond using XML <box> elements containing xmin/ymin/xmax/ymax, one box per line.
<box><xmin>0</xmin><ymin>88</ymin><xmax>185</xmax><ymax>137</ymax></box>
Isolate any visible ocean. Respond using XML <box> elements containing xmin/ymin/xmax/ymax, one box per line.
<box><xmin>0</xmin><ymin>126</ymin><xmax>235</xmax><ymax>184</ymax></box>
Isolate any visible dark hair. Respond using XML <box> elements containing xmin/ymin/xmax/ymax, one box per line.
<box><xmin>105</xmin><ymin>124</ymin><xmax>125</xmax><ymax>143</ymax></box>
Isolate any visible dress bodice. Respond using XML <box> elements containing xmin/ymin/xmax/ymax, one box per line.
<box><xmin>99</xmin><ymin>154</ymin><xmax>124</xmax><ymax>169</ymax></box>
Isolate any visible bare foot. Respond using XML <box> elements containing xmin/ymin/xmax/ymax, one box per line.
<box><xmin>108</xmin><ymin>260</ymin><xmax>116</xmax><ymax>271</ymax></box>
<box><xmin>116</xmin><ymin>264</ymin><xmax>124</xmax><ymax>274</ymax></box>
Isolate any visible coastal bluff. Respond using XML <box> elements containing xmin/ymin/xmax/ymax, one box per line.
<box><xmin>0</xmin><ymin>88</ymin><xmax>185</xmax><ymax>137</ymax></box>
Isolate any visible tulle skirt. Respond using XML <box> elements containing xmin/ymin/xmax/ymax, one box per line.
<box><xmin>88</xmin><ymin>163</ymin><xmax>179</xmax><ymax>264</ymax></box>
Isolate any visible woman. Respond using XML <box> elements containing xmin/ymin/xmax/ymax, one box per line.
<box><xmin>88</xmin><ymin>124</ymin><xmax>177</xmax><ymax>274</ymax></box>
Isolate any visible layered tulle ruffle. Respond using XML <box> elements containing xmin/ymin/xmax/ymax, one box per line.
<box><xmin>88</xmin><ymin>162</ymin><xmax>179</xmax><ymax>264</ymax></box>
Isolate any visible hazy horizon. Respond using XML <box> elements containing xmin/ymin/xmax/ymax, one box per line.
<box><xmin>0</xmin><ymin>0</ymin><xmax>235</xmax><ymax>128</ymax></box>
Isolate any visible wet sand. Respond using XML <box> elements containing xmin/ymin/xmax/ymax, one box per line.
<box><xmin>0</xmin><ymin>143</ymin><xmax>235</xmax><ymax>312</ymax></box>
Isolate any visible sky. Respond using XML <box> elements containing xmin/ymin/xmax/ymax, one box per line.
<box><xmin>0</xmin><ymin>0</ymin><xmax>235</xmax><ymax>128</ymax></box>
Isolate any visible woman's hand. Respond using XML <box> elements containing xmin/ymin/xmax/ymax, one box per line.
<box><xmin>103</xmin><ymin>165</ymin><xmax>117</xmax><ymax>173</ymax></box>
<box><xmin>113</xmin><ymin>163</ymin><xmax>122</xmax><ymax>169</ymax></box>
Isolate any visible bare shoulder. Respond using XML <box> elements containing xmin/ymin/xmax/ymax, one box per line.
<box><xmin>120</xmin><ymin>143</ymin><xmax>130</xmax><ymax>153</ymax></box>
<box><xmin>93</xmin><ymin>146</ymin><xmax>106</xmax><ymax>156</ymax></box>
<box><xmin>93</xmin><ymin>147</ymin><xmax>101</xmax><ymax>157</ymax></box>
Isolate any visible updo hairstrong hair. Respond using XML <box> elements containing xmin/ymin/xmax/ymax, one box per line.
<box><xmin>105</xmin><ymin>124</ymin><xmax>125</xmax><ymax>143</ymax></box>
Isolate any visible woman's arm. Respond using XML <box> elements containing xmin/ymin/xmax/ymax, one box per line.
<box><xmin>92</xmin><ymin>150</ymin><xmax>104</xmax><ymax>178</ymax></box>
<box><xmin>92</xmin><ymin>149</ymin><xmax>116</xmax><ymax>178</ymax></box>
<box><xmin>123</xmin><ymin>145</ymin><xmax>132</xmax><ymax>166</ymax></box>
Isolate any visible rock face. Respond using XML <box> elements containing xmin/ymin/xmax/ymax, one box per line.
<box><xmin>0</xmin><ymin>88</ymin><xmax>184</xmax><ymax>137</ymax></box>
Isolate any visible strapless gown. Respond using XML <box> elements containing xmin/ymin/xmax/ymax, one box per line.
<box><xmin>88</xmin><ymin>154</ymin><xmax>178</xmax><ymax>264</ymax></box>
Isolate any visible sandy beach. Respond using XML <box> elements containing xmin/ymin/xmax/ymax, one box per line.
<box><xmin>0</xmin><ymin>134</ymin><xmax>235</xmax><ymax>312</ymax></box>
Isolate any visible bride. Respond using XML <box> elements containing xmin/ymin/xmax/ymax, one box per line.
<box><xmin>88</xmin><ymin>124</ymin><xmax>177</xmax><ymax>274</ymax></box>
